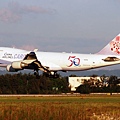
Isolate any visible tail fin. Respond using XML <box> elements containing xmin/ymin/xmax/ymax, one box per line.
<box><xmin>98</xmin><ymin>34</ymin><xmax>120</xmax><ymax>55</ymax></box>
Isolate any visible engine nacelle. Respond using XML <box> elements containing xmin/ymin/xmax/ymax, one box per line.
<box><xmin>11</xmin><ymin>61</ymin><xmax>25</xmax><ymax>69</ymax></box>
<box><xmin>6</xmin><ymin>64</ymin><xmax>18</xmax><ymax>72</ymax></box>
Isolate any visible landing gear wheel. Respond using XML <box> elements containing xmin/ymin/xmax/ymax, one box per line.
<box><xmin>34</xmin><ymin>71</ymin><xmax>39</xmax><ymax>79</ymax></box>
<box><xmin>49</xmin><ymin>72</ymin><xmax>59</xmax><ymax>78</ymax></box>
<box><xmin>43</xmin><ymin>72</ymin><xmax>59</xmax><ymax>78</ymax></box>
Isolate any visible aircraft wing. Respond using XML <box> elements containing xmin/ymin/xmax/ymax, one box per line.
<box><xmin>22</xmin><ymin>52</ymin><xmax>50</xmax><ymax>72</ymax></box>
<box><xmin>21</xmin><ymin>51</ymin><xmax>62</xmax><ymax>72</ymax></box>
<box><xmin>6</xmin><ymin>51</ymin><xmax>50</xmax><ymax>73</ymax></box>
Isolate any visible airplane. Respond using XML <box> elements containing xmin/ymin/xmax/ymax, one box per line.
<box><xmin>0</xmin><ymin>33</ymin><xmax>120</xmax><ymax>77</ymax></box>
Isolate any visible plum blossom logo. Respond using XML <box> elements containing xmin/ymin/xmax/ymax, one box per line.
<box><xmin>110</xmin><ymin>36</ymin><xmax>120</xmax><ymax>54</ymax></box>
<box><xmin>68</xmin><ymin>56</ymin><xmax>80</xmax><ymax>67</ymax></box>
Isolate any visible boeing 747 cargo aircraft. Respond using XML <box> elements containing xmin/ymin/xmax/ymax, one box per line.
<box><xmin>0</xmin><ymin>34</ymin><xmax>120</xmax><ymax>77</ymax></box>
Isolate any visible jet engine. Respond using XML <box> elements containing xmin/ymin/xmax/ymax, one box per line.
<box><xmin>11</xmin><ymin>61</ymin><xmax>26</xmax><ymax>69</ymax></box>
<box><xmin>6</xmin><ymin>64</ymin><xmax>19</xmax><ymax>72</ymax></box>
<box><xmin>6</xmin><ymin>61</ymin><xmax>26</xmax><ymax>72</ymax></box>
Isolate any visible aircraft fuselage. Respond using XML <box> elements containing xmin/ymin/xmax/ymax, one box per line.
<box><xmin>0</xmin><ymin>47</ymin><xmax>120</xmax><ymax>72</ymax></box>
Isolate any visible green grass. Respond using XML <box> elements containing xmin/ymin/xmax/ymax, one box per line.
<box><xmin>0</xmin><ymin>95</ymin><xmax>120</xmax><ymax>120</ymax></box>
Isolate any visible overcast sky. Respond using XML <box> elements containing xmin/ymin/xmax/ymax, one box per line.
<box><xmin>0</xmin><ymin>0</ymin><xmax>120</xmax><ymax>54</ymax></box>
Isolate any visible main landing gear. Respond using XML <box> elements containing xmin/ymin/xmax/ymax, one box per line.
<box><xmin>34</xmin><ymin>70</ymin><xmax>40</xmax><ymax>78</ymax></box>
<box><xmin>43</xmin><ymin>71</ymin><xmax>60</xmax><ymax>78</ymax></box>
<box><xmin>34</xmin><ymin>70</ymin><xmax>59</xmax><ymax>78</ymax></box>
<box><xmin>49</xmin><ymin>71</ymin><xmax>60</xmax><ymax>78</ymax></box>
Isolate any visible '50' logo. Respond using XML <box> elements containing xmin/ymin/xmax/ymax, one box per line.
<box><xmin>68</xmin><ymin>56</ymin><xmax>80</xmax><ymax>67</ymax></box>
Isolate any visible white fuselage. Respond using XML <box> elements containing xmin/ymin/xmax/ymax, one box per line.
<box><xmin>0</xmin><ymin>47</ymin><xmax>120</xmax><ymax>72</ymax></box>
<box><xmin>36</xmin><ymin>52</ymin><xmax>120</xmax><ymax>71</ymax></box>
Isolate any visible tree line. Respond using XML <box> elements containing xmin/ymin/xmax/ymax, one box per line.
<box><xmin>0</xmin><ymin>73</ymin><xmax>70</xmax><ymax>94</ymax></box>
<box><xmin>0</xmin><ymin>73</ymin><xmax>119</xmax><ymax>94</ymax></box>
<box><xmin>76</xmin><ymin>75</ymin><xmax>120</xmax><ymax>94</ymax></box>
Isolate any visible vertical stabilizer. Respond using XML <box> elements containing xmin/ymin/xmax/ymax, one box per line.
<box><xmin>98</xmin><ymin>34</ymin><xmax>120</xmax><ymax>55</ymax></box>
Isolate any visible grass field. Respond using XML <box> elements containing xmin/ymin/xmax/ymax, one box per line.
<box><xmin>0</xmin><ymin>95</ymin><xmax>120</xmax><ymax>120</ymax></box>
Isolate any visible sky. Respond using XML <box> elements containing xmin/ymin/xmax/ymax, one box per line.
<box><xmin>0</xmin><ymin>0</ymin><xmax>120</xmax><ymax>54</ymax></box>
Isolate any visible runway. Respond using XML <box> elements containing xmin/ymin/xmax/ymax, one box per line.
<box><xmin>0</xmin><ymin>93</ymin><xmax>119</xmax><ymax>97</ymax></box>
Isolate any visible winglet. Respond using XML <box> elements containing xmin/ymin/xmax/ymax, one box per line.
<box><xmin>34</xmin><ymin>49</ymin><xmax>38</xmax><ymax>52</ymax></box>
<box><xmin>97</xmin><ymin>34</ymin><xmax>120</xmax><ymax>55</ymax></box>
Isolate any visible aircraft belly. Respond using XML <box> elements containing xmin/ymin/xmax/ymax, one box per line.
<box><xmin>0</xmin><ymin>59</ymin><xmax>11</xmax><ymax>67</ymax></box>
